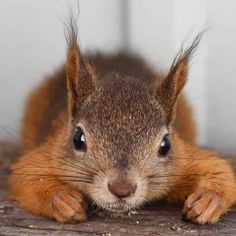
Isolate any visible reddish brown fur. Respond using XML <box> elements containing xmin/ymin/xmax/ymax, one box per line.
<box><xmin>10</xmin><ymin>30</ymin><xmax>236</xmax><ymax>225</ymax></box>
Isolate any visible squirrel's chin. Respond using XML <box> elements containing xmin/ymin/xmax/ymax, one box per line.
<box><xmin>101</xmin><ymin>200</ymin><xmax>135</xmax><ymax>212</ymax></box>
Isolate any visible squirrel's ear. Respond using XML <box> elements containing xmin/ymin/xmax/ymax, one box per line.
<box><xmin>157</xmin><ymin>58</ymin><xmax>188</xmax><ymax>124</ymax></box>
<box><xmin>66</xmin><ymin>42</ymin><xmax>96</xmax><ymax>117</ymax></box>
<box><xmin>156</xmin><ymin>32</ymin><xmax>203</xmax><ymax>124</ymax></box>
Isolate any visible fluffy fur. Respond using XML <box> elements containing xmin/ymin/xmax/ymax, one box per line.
<box><xmin>9</xmin><ymin>23</ymin><xmax>236</xmax><ymax>225</ymax></box>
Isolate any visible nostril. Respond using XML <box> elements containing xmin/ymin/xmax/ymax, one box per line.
<box><xmin>108</xmin><ymin>182</ymin><xmax>137</xmax><ymax>199</ymax></box>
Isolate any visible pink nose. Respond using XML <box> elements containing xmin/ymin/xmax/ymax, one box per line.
<box><xmin>108</xmin><ymin>179</ymin><xmax>137</xmax><ymax>199</ymax></box>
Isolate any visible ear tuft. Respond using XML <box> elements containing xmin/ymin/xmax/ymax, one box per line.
<box><xmin>157</xmin><ymin>31</ymin><xmax>205</xmax><ymax>124</ymax></box>
<box><xmin>65</xmin><ymin>9</ymin><xmax>96</xmax><ymax>118</ymax></box>
<box><xmin>64</xmin><ymin>1</ymin><xmax>80</xmax><ymax>50</ymax></box>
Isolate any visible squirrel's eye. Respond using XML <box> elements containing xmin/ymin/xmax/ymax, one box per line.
<box><xmin>159</xmin><ymin>134</ymin><xmax>171</xmax><ymax>156</ymax></box>
<box><xmin>73</xmin><ymin>127</ymin><xmax>86</xmax><ymax>151</ymax></box>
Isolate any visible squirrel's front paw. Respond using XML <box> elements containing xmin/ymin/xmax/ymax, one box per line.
<box><xmin>51</xmin><ymin>188</ymin><xmax>87</xmax><ymax>223</ymax></box>
<box><xmin>182</xmin><ymin>188</ymin><xmax>225</xmax><ymax>224</ymax></box>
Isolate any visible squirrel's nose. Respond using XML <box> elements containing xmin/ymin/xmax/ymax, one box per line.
<box><xmin>108</xmin><ymin>179</ymin><xmax>137</xmax><ymax>199</ymax></box>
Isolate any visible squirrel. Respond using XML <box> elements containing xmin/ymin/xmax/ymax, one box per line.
<box><xmin>9</xmin><ymin>17</ymin><xmax>236</xmax><ymax>225</ymax></box>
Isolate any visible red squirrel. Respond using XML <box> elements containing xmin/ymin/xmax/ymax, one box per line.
<box><xmin>9</xmin><ymin>16</ymin><xmax>236</xmax><ymax>224</ymax></box>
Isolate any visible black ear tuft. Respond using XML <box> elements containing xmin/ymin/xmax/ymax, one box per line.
<box><xmin>156</xmin><ymin>31</ymin><xmax>205</xmax><ymax>124</ymax></box>
<box><xmin>168</xmin><ymin>30</ymin><xmax>205</xmax><ymax>80</ymax></box>
<box><xmin>64</xmin><ymin>1</ymin><xmax>80</xmax><ymax>50</ymax></box>
<box><xmin>65</xmin><ymin>5</ymin><xmax>96</xmax><ymax>118</ymax></box>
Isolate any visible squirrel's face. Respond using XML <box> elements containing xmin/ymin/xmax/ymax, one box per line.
<box><xmin>68</xmin><ymin>76</ymin><xmax>175</xmax><ymax>212</ymax></box>
<box><xmin>63</xmin><ymin>32</ymin><xmax>201</xmax><ymax>212</ymax></box>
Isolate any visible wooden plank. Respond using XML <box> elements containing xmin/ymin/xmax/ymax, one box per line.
<box><xmin>1</xmin><ymin>142</ymin><xmax>236</xmax><ymax>236</ymax></box>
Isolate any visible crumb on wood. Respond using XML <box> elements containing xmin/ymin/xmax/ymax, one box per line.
<box><xmin>127</xmin><ymin>210</ymin><xmax>138</xmax><ymax>217</ymax></box>
<box><xmin>28</xmin><ymin>225</ymin><xmax>38</xmax><ymax>229</ymax></box>
<box><xmin>97</xmin><ymin>209</ymin><xmax>139</xmax><ymax>218</ymax></box>
<box><xmin>170</xmin><ymin>225</ymin><xmax>181</xmax><ymax>232</ymax></box>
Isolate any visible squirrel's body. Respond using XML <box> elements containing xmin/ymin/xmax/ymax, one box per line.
<box><xmin>10</xmin><ymin>26</ymin><xmax>236</xmax><ymax>224</ymax></box>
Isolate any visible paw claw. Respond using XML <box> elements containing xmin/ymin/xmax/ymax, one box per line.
<box><xmin>183</xmin><ymin>188</ymin><xmax>226</xmax><ymax>224</ymax></box>
<box><xmin>51</xmin><ymin>188</ymin><xmax>87</xmax><ymax>223</ymax></box>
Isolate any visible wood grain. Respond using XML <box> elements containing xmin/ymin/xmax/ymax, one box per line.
<box><xmin>1</xmin><ymin>142</ymin><xmax>236</xmax><ymax>236</ymax></box>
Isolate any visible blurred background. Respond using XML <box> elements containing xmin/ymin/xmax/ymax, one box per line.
<box><xmin>0</xmin><ymin>0</ymin><xmax>235</xmax><ymax>154</ymax></box>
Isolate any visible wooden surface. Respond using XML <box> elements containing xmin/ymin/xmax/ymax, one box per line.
<box><xmin>1</xmin><ymin>142</ymin><xmax>236</xmax><ymax>236</ymax></box>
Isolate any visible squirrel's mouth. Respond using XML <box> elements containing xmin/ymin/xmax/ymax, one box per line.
<box><xmin>102</xmin><ymin>200</ymin><xmax>132</xmax><ymax>212</ymax></box>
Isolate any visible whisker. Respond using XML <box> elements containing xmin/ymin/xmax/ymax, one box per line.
<box><xmin>1</xmin><ymin>126</ymin><xmax>102</xmax><ymax>175</ymax></box>
<box><xmin>9</xmin><ymin>172</ymin><xmax>92</xmax><ymax>180</ymax></box>
<box><xmin>12</xmin><ymin>164</ymin><xmax>93</xmax><ymax>179</ymax></box>
<box><xmin>0</xmin><ymin>126</ymin><xmax>68</xmax><ymax>154</ymax></box>
<box><xmin>146</xmin><ymin>172</ymin><xmax>236</xmax><ymax>187</ymax></box>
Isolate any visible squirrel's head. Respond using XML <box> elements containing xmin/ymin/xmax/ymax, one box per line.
<box><xmin>61</xmin><ymin>27</ymin><xmax>203</xmax><ymax>212</ymax></box>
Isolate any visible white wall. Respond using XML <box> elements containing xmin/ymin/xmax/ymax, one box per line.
<box><xmin>0</xmin><ymin>0</ymin><xmax>123</xmax><ymax>139</ymax></box>
<box><xmin>207</xmin><ymin>0</ymin><xmax>236</xmax><ymax>154</ymax></box>
<box><xmin>0</xmin><ymin>0</ymin><xmax>235</xmax><ymax>154</ymax></box>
